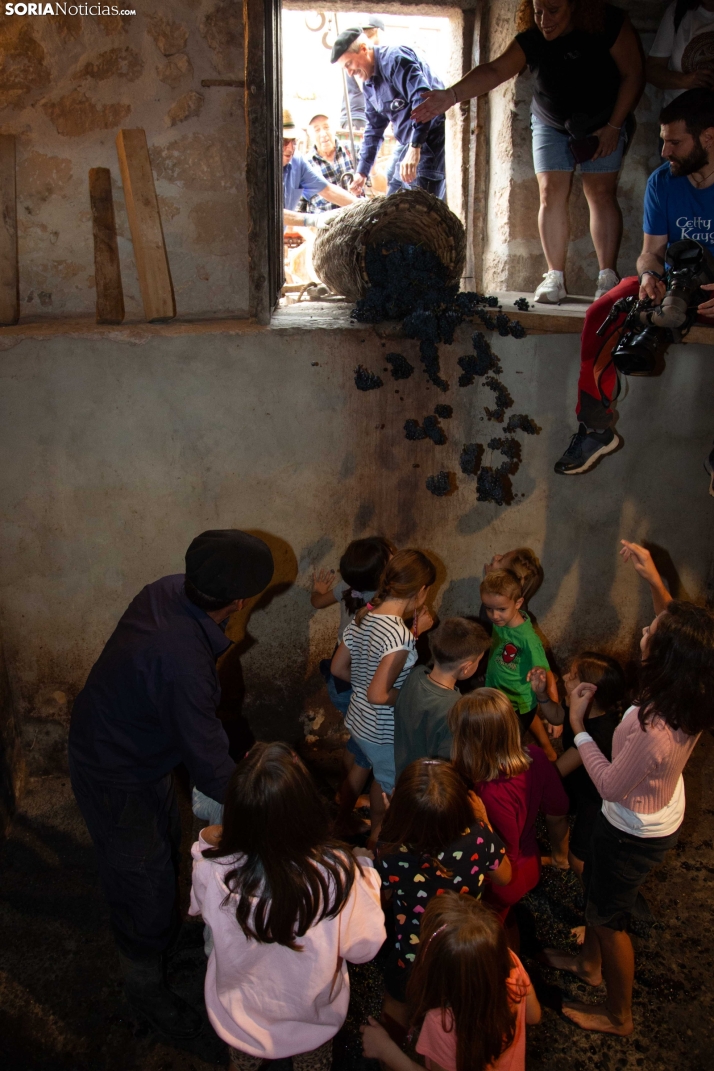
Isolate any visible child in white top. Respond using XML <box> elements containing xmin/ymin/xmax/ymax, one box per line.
<box><xmin>190</xmin><ymin>741</ymin><xmax>385</xmax><ymax>1069</ymax></box>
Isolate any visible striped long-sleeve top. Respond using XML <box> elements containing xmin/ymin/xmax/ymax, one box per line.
<box><xmin>343</xmin><ymin>613</ymin><xmax>417</xmax><ymax>745</ymax></box>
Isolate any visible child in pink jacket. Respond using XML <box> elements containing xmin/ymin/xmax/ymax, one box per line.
<box><xmin>190</xmin><ymin>741</ymin><xmax>385</xmax><ymax>1070</ymax></box>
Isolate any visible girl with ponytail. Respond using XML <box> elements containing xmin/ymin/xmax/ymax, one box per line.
<box><xmin>331</xmin><ymin>549</ymin><xmax>436</xmax><ymax>846</ymax></box>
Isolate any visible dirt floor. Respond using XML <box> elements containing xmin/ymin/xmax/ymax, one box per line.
<box><xmin>1</xmin><ymin>737</ymin><xmax>714</xmax><ymax>1071</ymax></box>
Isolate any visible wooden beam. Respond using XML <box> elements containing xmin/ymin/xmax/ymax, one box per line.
<box><xmin>244</xmin><ymin>0</ymin><xmax>282</xmax><ymax>324</ymax></box>
<box><xmin>89</xmin><ymin>167</ymin><xmax>124</xmax><ymax>325</ymax></box>
<box><xmin>115</xmin><ymin>128</ymin><xmax>175</xmax><ymax>322</ymax></box>
<box><xmin>0</xmin><ymin>135</ymin><xmax>19</xmax><ymax>327</ymax></box>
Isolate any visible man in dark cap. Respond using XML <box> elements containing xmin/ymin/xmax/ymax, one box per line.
<box><xmin>68</xmin><ymin>530</ymin><xmax>274</xmax><ymax>1038</ymax></box>
<box><xmin>339</xmin><ymin>16</ymin><xmax>385</xmax><ymax>132</ymax></box>
<box><xmin>332</xmin><ymin>27</ymin><xmax>446</xmax><ymax>199</ymax></box>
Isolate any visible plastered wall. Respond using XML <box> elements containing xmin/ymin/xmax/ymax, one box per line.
<box><xmin>481</xmin><ymin>0</ymin><xmax>669</xmax><ymax>295</ymax></box>
<box><xmin>0</xmin><ymin>320</ymin><xmax>711</xmax><ymax>771</ymax></box>
<box><xmin>0</xmin><ymin>3</ymin><xmax>248</xmax><ymax>319</ymax></box>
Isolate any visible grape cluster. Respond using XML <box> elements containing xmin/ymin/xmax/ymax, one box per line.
<box><xmin>385</xmin><ymin>353</ymin><xmax>415</xmax><ymax>380</ymax></box>
<box><xmin>460</xmin><ymin>442</ymin><xmax>484</xmax><ymax>476</ymax></box>
<box><xmin>354</xmin><ymin>365</ymin><xmax>383</xmax><ymax>391</ymax></box>
<box><xmin>476</xmin><ymin>467</ymin><xmax>512</xmax><ymax>505</ymax></box>
<box><xmin>426</xmin><ymin>471</ymin><xmax>453</xmax><ymax>497</ymax></box>
<box><xmin>506</xmin><ymin>413</ymin><xmax>541</xmax><ymax>435</ymax></box>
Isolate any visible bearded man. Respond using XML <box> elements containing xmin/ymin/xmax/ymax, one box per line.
<box><xmin>555</xmin><ymin>88</ymin><xmax>714</xmax><ymax>476</ymax></box>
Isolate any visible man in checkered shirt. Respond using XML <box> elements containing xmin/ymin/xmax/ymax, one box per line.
<box><xmin>299</xmin><ymin>110</ymin><xmax>355</xmax><ymax>214</ymax></box>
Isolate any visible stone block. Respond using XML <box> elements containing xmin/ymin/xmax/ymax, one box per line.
<box><xmin>189</xmin><ymin>197</ymin><xmax>240</xmax><ymax>253</ymax></box>
<box><xmin>166</xmin><ymin>91</ymin><xmax>204</xmax><ymax>127</ymax></box>
<box><xmin>146</xmin><ymin>14</ymin><xmax>189</xmax><ymax>57</ymax></box>
<box><xmin>200</xmin><ymin>0</ymin><xmax>244</xmax><ymax>75</ymax></box>
<box><xmin>42</xmin><ymin>90</ymin><xmax>131</xmax><ymax>137</ymax></box>
<box><xmin>71</xmin><ymin>47</ymin><xmax>144</xmax><ymax>84</ymax></box>
<box><xmin>150</xmin><ymin>130</ymin><xmax>240</xmax><ymax>192</ymax></box>
<box><xmin>17</xmin><ymin>152</ymin><xmax>73</xmax><ymax>204</ymax></box>
<box><xmin>0</xmin><ymin>23</ymin><xmax>51</xmax><ymax>111</ymax></box>
<box><xmin>156</xmin><ymin>52</ymin><xmax>193</xmax><ymax>88</ymax></box>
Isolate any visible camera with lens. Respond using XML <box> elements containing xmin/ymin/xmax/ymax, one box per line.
<box><xmin>597</xmin><ymin>239</ymin><xmax>714</xmax><ymax>375</ymax></box>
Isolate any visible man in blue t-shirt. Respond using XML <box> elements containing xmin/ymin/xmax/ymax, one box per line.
<box><xmin>331</xmin><ymin>28</ymin><xmax>446</xmax><ymax>200</ymax></box>
<box><xmin>282</xmin><ymin>110</ymin><xmax>357</xmax><ymax>231</ymax></box>
<box><xmin>555</xmin><ymin>88</ymin><xmax>714</xmax><ymax>481</ymax></box>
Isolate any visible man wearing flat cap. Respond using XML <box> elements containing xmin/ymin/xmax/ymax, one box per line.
<box><xmin>339</xmin><ymin>16</ymin><xmax>385</xmax><ymax>132</ymax></box>
<box><xmin>332</xmin><ymin>26</ymin><xmax>446</xmax><ymax>199</ymax></box>
<box><xmin>68</xmin><ymin>530</ymin><xmax>274</xmax><ymax>1038</ymax></box>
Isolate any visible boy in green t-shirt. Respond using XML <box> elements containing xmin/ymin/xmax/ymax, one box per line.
<box><xmin>480</xmin><ymin>569</ymin><xmax>559</xmax><ymax>758</ymax></box>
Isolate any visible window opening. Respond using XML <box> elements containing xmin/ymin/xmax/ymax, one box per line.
<box><xmin>279</xmin><ymin>7</ymin><xmax>466</xmax><ymax>303</ymax></box>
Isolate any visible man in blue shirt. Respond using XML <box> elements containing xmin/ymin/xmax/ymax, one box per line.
<box><xmin>331</xmin><ymin>28</ymin><xmax>446</xmax><ymax>200</ymax></box>
<box><xmin>555</xmin><ymin>89</ymin><xmax>714</xmax><ymax>478</ymax></box>
<box><xmin>68</xmin><ymin>529</ymin><xmax>273</xmax><ymax>1038</ymax></box>
<box><xmin>282</xmin><ymin>109</ymin><xmax>356</xmax><ymax>229</ymax></box>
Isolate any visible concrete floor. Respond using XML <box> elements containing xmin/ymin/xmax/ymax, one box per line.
<box><xmin>1</xmin><ymin>740</ymin><xmax>714</xmax><ymax>1071</ymax></box>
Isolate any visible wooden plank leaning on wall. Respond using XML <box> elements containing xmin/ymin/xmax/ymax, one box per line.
<box><xmin>89</xmin><ymin>167</ymin><xmax>125</xmax><ymax>325</ymax></box>
<box><xmin>0</xmin><ymin>135</ymin><xmax>19</xmax><ymax>327</ymax></box>
<box><xmin>116</xmin><ymin>128</ymin><xmax>176</xmax><ymax>323</ymax></box>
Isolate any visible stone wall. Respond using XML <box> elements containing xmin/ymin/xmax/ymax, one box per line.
<box><xmin>0</xmin><ymin>317</ymin><xmax>711</xmax><ymax>772</ymax></box>
<box><xmin>0</xmin><ymin>3</ymin><xmax>248</xmax><ymax>319</ymax></box>
<box><xmin>481</xmin><ymin>0</ymin><xmax>669</xmax><ymax>295</ymax></box>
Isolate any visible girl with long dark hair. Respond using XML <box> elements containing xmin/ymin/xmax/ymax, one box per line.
<box><xmin>377</xmin><ymin>759</ymin><xmax>511</xmax><ymax>1022</ymax></box>
<box><xmin>361</xmin><ymin>893</ymin><xmax>541</xmax><ymax>1071</ymax></box>
<box><xmin>190</xmin><ymin>742</ymin><xmax>385</xmax><ymax>1069</ymax></box>
<box><xmin>544</xmin><ymin>541</ymin><xmax>714</xmax><ymax>1035</ymax></box>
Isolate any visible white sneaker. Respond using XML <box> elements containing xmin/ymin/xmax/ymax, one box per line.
<box><xmin>595</xmin><ymin>268</ymin><xmax>619</xmax><ymax>300</ymax></box>
<box><xmin>534</xmin><ymin>270</ymin><xmax>566</xmax><ymax>304</ymax></box>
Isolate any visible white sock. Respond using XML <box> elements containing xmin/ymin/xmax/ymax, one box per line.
<box><xmin>547</xmin><ymin>270</ymin><xmax>564</xmax><ymax>279</ymax></box>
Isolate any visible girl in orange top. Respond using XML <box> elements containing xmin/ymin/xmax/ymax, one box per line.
<box><xmin>361</xmin><ymin>892</ymin><xmax>540</xmax><ymax>1071</ymax></box>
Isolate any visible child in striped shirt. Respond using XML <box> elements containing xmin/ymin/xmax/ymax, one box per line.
<box><xmin>331</xmin><ymin>549</ymin><xmax>436</xmax><ymax>847</ymax></box>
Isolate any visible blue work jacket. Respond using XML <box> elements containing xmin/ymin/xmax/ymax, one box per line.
<box><xmin>358</xmin><ymin>45</ymin><xmax>445</xmax><ymax>175</ymax></box>
<box><xmin>68</xmin><ymin>574</ymin><xmax>236</xmax><ymax>801</ymax></box>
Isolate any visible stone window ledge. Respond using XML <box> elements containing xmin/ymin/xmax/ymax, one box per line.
<box><xmin>2</xmin><ymin>294</ymin><xmax>713</xmax><ymax>347</ymax></box>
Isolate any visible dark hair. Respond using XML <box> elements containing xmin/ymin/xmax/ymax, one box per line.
<box><xmin>660</xmin><ymin>88</ymin><xmax>714</xmax><ymax>137</ymax></box>
<box><xmin>571</xmin><ymin>651</ymin><xmax>627</xmax><ymax>719</ymax></box>
<box><xmin>429</xmin><ymin>617</ymin><xmax>490</xmax><ymax>668</ymax></box>
<box><xmin>516</xmin><ymin>0</ymin><xmax>606</xmax><ymax>35</ymax></box>
<box><xmin>184</xmin><ymin>576</ymin><xmax>234</xmax><ymax>613</ymax></box>
<box><xmin>202</xmin><ymin>742</ymin><xmax>357</xmax><ymax>948</ymax></box>
<box><xmin>378</xmin><ymin>759</ymin><xmax>473</xmax><ymax>864</ymax></box>
<box><xmin>673</xmin><ymin>0</ymin><xmax>700</xmax><ymax>32</ymax></box>
<box><xmin>637</xmin><ymin>600</ymin><xmax>714</xmax><ymax>734</ymax></box>
<box><xmin>480</xmin><ymin>568</ymin><xmax>523</xmax><ymax>603</ymax></box>
<box><xmin>355</xmin><ymin>548</ymin><xmax>436</xmax><ymax>626</ymax></box>
<box><xmin>406</xmin><ymin>893</ymin><xmax>526</xmax><ymax>1071</ymax></box>
<box><xmin>339</xmin><ymin>536</ymin><xmax>396</xmax><ymax>617</ymax></box>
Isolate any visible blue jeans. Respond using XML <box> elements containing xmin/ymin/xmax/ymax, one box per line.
<box><xmin>69</xmin><ymin>756</ymin><xmax>182</xmax><ymax>959</ymax></box>
<box><xmin>387</xmin><ymin>130</ymin><xmax>446</xmax><ymax>200</ymax></box>
<box><xmin>530</xmin><ymin>113</ymin><xmax>626</xmax><ymax>174</ymax></box>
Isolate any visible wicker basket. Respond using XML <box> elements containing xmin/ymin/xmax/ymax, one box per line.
<box><xmin>312</xmin><ymin>189</ymin><xmax>466</xmax><ymax>301</ymax></box>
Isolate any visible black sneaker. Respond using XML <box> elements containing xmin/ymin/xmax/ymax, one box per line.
<box><xmin>705</xmin><ymin>443</ymin><xmax>714</xmax><ymax>497</ymax></box>
<box><xmin>554</xmin><ymin>424</ymin><xmax>620</xmax><ymax>475</ymax></box>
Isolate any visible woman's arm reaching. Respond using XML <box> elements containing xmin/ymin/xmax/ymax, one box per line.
<box><xmin>411</xmin><ymin>39</ymin><xmax>526</xmax><ymax>122</ymax></box>
<box><xmin>620</xmin><ymin>540</ymin><xmax>672</xmax><ymax>616</ymax></box>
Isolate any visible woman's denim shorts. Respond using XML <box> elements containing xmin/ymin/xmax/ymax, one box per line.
<box><xmin>530</xmin><ymin>113</ymin><xmax>626</xmax><ymax>174</ymax></box>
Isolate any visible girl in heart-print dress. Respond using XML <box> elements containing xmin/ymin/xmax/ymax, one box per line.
<box><xmin>377</xmin><ymin>759</ymin><xmax>510</xmax><ymax>1009</ymax></box>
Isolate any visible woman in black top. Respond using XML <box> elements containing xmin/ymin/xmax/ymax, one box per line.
<box><xmin>413</xmin><ymin>0</ymin><xmax>644</xmax><ymax>305</ymax></box>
